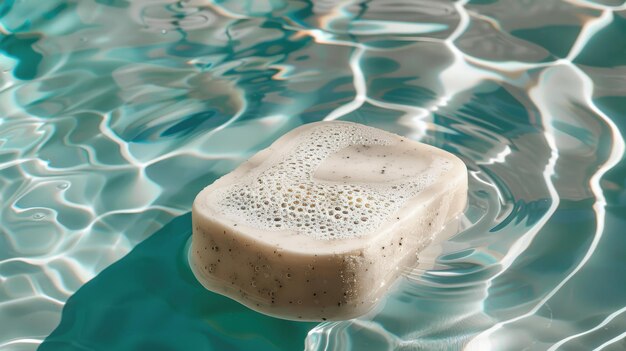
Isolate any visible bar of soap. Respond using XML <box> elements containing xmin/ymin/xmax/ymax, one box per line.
<box><xmin>190</xmin><ymin>121</ymin><xmax>467</xmax><ymax>321</ymax></box>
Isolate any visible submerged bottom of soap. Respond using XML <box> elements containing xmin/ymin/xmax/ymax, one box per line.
<box><xmin>189</xmin><ymin>213</ymin><xmax>465</xmax><ymax>322</ymax></box>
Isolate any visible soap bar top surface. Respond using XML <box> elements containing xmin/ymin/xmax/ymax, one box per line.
<box><xmin>195</xmin><ymin>121</ymin><xmax>463</xmax><ymax>244</ymax></box>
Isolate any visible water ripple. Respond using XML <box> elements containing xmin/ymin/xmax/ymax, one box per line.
<box><xmin>0</xmin><ymin>0</ymin><xmax>625</xmax><ymax>350</ymax></box>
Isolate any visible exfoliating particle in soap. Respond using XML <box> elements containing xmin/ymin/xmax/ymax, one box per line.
<box><xmin>212</xmin><ymin>124</ymin><xmax>452</xmax><ymax>240</ymax></box>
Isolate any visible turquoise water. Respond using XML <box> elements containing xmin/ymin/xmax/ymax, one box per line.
<box><xmin>1</xmin><ymin>0</ymin><xmax>625</xmax><ymax>350</ymax></box>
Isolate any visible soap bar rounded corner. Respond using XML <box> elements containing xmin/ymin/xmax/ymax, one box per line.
<box><xmin>190</xmin><ymin>120</ymin><xmax>468</xmax><ymax>321</ymax></box>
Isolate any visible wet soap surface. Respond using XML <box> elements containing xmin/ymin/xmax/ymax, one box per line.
<box><xmin>191</xmin><ymin>121</ymin><xmax>468</xmax><ymax>321</ymax></box>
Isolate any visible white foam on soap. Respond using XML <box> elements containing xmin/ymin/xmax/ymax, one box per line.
<box><xmin>211</xmin><ymin>123</ymin><xmax>451</xmax><ymax>240</ymax></box>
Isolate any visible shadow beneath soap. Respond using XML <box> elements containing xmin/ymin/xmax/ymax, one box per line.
<box><xmin>39</xmin><ymin>213</ymin><xmax>316</xmax><ymax>351</ymax></box>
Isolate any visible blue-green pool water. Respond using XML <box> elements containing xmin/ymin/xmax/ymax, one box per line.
<box><xmin>1</xmin><ymin>0</ymin><xmax>626</xmax><ymax>350</ymax></box>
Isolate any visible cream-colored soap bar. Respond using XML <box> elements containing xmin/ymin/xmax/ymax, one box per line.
<box><xmin>190</xmin><ymin>121</ymin><xmax>467</xmax><ymax>321</ymax></box>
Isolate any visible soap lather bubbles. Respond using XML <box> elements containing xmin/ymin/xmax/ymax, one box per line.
<box><xmin>216</xmin><ymin>124</ymin><xmax>449</xmax><ymax>240</ymax></box>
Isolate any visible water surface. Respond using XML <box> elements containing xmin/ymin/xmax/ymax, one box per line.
<box><xmin>0</xmin><ymin>0</ymin><xmax>625</xmax><ymax>350</ymax></box>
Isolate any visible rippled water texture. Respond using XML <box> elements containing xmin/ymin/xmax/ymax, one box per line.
<box><xmin>1</xmin><ymin>0</ymin><xmax>626</xmax><ymax>350</ymax></box>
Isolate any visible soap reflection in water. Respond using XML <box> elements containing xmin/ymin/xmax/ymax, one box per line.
<box><xmin>39</xmin><ymin>213</ymin><xmax>315</xmax><ymax>351</ymax></box>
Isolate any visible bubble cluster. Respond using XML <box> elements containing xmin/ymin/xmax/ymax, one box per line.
<box><xmin>215</xmin><ymin>123</ymin><xmax>450</xmax><ymax>239</ymax></box>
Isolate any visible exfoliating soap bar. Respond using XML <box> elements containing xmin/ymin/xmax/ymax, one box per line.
<box><xmin>190</xmin><ymin>121</ymin><xmax>467</xmax><ymax>321</ymax></box>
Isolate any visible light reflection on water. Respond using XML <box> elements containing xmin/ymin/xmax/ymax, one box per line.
<box><xmin>0</xmin><ymin>0</ymin><xmax>625</xmax><ymax>350</ymax></box>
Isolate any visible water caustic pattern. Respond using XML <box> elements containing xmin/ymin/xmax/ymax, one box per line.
<box><xmin>0</xmin><ymin>0</ymin><xmax>624</xmax><ymax>350</ymax></box>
